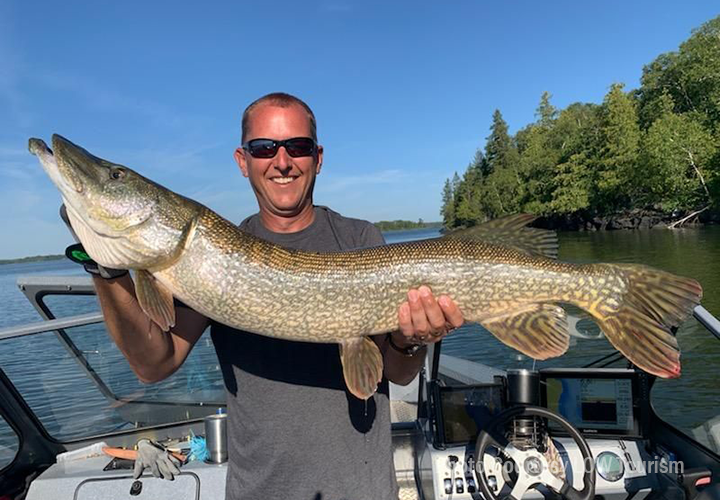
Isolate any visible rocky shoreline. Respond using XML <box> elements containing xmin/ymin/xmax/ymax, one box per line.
<box><xmin>539</xmin><ymin>209</ymin><xmax>720</xmax><ymax>231</ymax></box>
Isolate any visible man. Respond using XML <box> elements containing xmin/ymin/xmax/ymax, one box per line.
<box><xmin>77</xmin><ymin>92</ymin><xmax>463</xmax><ymax>500</ymax></box>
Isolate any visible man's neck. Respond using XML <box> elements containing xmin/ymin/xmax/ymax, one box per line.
<box><xmin>259</xmin><ymin>204</ymin><xmax>316</xmax><ymax>233</ymax></box>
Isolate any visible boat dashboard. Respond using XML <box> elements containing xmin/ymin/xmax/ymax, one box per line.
<box><xmin>417</xmin><ymin>367</ymin><xmax>677</xmax><ymax>499</ymax></box>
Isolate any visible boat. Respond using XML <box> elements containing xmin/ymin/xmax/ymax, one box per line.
<box><xmin>0</xmin><ymin>273</ymin><xmax>719</xmax><ymax>499</ymax></box>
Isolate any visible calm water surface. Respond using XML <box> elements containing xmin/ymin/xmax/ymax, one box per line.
<box><xmin>0</xmin><ymin>226</ymin><xmax>718</xmax><ymax>454</ymax></box>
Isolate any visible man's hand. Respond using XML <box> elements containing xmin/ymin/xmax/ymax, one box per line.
<box><xmin>133</xmin><ymin>439</ymin><xmax>182</xmax><ymax>480</ymax></box>
<box><xmin>396</xmin><ymin>285</ymin><xmax>464</xmax><ymax>346</ymax></box>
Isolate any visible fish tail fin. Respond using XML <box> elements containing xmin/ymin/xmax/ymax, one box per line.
<box><xmin>590</xmin><ymin>264</ymin><xmax>702</xmax><ymax>378</ymax></box>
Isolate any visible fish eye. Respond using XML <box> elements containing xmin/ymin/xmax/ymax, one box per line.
<box><xmin>109</xmin><ymin>168</ymin><xmax>125</xmax><ymax>180</ymax></box>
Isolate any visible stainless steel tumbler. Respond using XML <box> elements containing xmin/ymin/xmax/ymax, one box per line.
<box><xmin>204</xmin><ymin>413</ymin><xmax>228</xmax><ymax>463</ymax></box>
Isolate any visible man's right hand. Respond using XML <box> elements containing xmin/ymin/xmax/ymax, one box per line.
<box><xmin>60</xmin><ymin>204</ymin><xmax>128</xmax><ymax>279</ymax></box>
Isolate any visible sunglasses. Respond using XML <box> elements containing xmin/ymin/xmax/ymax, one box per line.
<box><xmin>242</xmin><ymin>137</ymin><xmax>317</xmax><ymax>159</ymax></box>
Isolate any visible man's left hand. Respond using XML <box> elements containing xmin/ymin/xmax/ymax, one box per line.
<box><xmin>396</xmin><ymin>285</ymin><xmax>464</xmax><ymax>346</ymax></box>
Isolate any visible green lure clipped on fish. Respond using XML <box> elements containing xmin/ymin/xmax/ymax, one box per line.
<box><xmin>29</xmin><ymin>135</ymin><xmax>703</xmax><ymax>399</ymax></box>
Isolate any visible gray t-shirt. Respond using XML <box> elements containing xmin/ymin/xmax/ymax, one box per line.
<box><xmin>210</xmin><ymin>206</ymin><xmax>398</xmax><ymax>500</ymax></box>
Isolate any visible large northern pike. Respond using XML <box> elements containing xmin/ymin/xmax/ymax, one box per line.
<box><xmin>29</xmin><ymin>135</ymin><xmax>702</xmax><ymax>399</ymax></box>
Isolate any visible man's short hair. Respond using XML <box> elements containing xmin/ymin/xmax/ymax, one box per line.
<box><xmin>241</xmin><ymin>92</ymin><xmax>317</xmax><ymax>143</ymax></box>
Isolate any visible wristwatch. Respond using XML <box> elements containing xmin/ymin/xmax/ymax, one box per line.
<box><xmin>387</xmin><ymin>333</ymin><xmax>427</xmax><ymax>357</ymax></box>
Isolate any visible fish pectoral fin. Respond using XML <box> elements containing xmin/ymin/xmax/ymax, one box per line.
<box><xmin>444</xmin><ymin>213</ymin><xmax>558</xmax><ymax>259</ymax></box>
<box><xmin>339</xmin><ymin>336</ymin><xmax>384</xmax><ymax>400</ymax></box>
<box><xmin>134</xmin><ymin>270</ymin><xmax>176</xmax><ymax>332</ymax></box>
<box><xmin>480</xmin><ymin>304</ymin><xmax>569</xmax><ymax>359</ymax></box>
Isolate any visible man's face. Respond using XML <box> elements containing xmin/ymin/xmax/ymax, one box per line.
<box><xmin>235</xmin><ymin>103</ymin><xmax>323</xmax><ymax>219</ymax></box>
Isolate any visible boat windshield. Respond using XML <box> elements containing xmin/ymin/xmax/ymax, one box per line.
<box><xmin>0</xmin><ymin>287</ymin><xmax>225</xmax><ymax>444</ymax></box>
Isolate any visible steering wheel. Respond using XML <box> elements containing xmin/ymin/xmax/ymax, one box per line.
<box><xmin>473</xmin><ymin>405</ymin><xmax>596</xmax><ymax>500</ymax></box>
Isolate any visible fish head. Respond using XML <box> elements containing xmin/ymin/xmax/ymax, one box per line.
<box><xmin>29</xmin><ymin>134</ymin><xmax>199</xmax><ymax>270</ymax></box>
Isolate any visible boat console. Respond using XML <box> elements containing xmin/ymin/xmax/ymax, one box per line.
<box><xmin>418</xmin><ymin>367</ymin><xmax>713</xmax><ymax>500</ymax></box>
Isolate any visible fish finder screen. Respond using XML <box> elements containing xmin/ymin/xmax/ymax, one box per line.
<box><xmin>544</xmin><ymin>377</ymin><xmax>634</xmax><ymax>432</ymax></box>
<box><xmin>439</xmin><ymin>384</ymin><xmax>505</xmax><ymax>446</ymax></box>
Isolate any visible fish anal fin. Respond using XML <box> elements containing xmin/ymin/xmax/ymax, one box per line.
<box><xmin>444</xmin><ymin>214</ymin><xmax>558</xmax><ymax>259</ymax></box>
<box><xmin>597</xmin><ymin>310</ymin><xmax>681</xmax><ymax>378</ymax></box>
<box><xmin>480</xmin><ymin>304</ymin><xmax>569</xmax><ymax>359</ymax></box>
<box><xmin>134</xmin><ymin>270</ymin><xmax>175</xmax><ymax>332</ymax></box>
<box><xmin>339</xmin><ymin>336</ymin><xmax>384</xmax><ymax>400</ymax></box>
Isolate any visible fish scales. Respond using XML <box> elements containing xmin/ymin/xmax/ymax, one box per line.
<box><xmin>154</xmin><ymin>208</ymin><xmax>620</xmax><ymax>342</ymax></box>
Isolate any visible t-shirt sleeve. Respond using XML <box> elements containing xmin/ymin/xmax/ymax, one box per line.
<box><xmin>360</xmin><ymin>222</ymin><xmax>386</xmax><ymax>247</ymax></box>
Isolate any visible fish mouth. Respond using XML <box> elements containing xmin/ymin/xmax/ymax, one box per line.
<box><xmin>29</xmin><ymin>134</ymin><xmax>104</xmax><ymax>195</ymax></box>
<box><xmin>28</xmin><ymin>137</ymin><xmax>72</xmax><ymax>192</ymax></box>
<box><xmin>29</xmin><ymin>135</ymin><xmax>124</xmax><ymax>239</ymax></box>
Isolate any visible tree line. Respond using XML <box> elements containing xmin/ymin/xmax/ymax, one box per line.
<box><xmin>441</xmin><ymin>16</ymin><xmax>720</xmax><ymax>229</ymax></box>
<box><xmin>374</xmin><ymin>219</ymin><xmax>441</xmax><ymax>231</ymax></box>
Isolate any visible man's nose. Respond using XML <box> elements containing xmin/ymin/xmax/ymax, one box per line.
<box><xmin>273</xmin><ymin>146</ymin><xmax>292</xmax><ymax>172</ymax></box>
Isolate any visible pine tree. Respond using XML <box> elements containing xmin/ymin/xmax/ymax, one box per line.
<box><xmin>536</xmin><ymin>91</ymin><xmax>558</xmax><ymax>129</ymax></box>
<box><xmin>485</xmin><ymin>110</ymin><xmax>519</xmax><ymax>175</ymax></box>
<box><xmin>440</xmin><ymin>178</ymin><xmax>456</xmax><ymax>228</ymax></box>
<box><xmin>596</xmin><ymin>83</ymin><xmax>641</xmax><ymax>212</ymax></box>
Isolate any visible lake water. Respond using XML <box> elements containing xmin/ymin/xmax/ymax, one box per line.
<box><xmin>0</xmin><ymin>225</ymin><xmax>719</xmax><ymax>456</ymax></box>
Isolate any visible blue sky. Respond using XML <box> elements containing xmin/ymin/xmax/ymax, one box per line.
<box><xmin>0</xmin><ymin>0</ymin><xmax>718</xmax><ymax>259</ymax></box>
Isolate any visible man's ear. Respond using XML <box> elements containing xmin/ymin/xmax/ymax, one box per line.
<box><xmin>234</xmin><ymin>147</ymin><xmax>249</xmax><ymax>177</ymax></box>
<box><xmin>316</xmin><ymin>145</ymin><xmax>323</xmax><ymax>175</ymax></box>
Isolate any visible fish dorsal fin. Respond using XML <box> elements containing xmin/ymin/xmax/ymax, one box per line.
<box><xmin>444</xmin><ymin>214</ymin><xmax>558</xmax><ymax>259</ymax></box>
<box><xmin>480</xmin><ymin>303</ymin><xmax>569</xmax><ymax>359</ymax></box>
<box><xmin>134</xmin><ymin>270</ymin><xmax>176</xmax><ymax>332</ymax></box>
<box><xmin>339</xmin><ymin>336</ymin><xmax>384</xmax><ymax>400</ymax></box>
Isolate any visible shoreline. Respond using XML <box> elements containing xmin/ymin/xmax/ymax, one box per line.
<box><xmin>0</xmin><ymin>255</ymin><xmax>65</xmax><ymax>266</ymax></box>
<box><xmin>537</xmin><ymin>209</ymin><xmax>719</xmax><ymax>232</ymax></box>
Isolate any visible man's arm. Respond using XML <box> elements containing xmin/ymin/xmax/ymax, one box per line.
<box><xmin>375</xmin><ymin>286</ymin><xmax>464</xmax><ymax>385</ymax></box>
<box><xmin>92</xmin><ymin>274</ymin><xmax>209</xmax><ymax>383</ymax></box>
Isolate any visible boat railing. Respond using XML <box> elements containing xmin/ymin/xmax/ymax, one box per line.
<box><xmin>0</xmin><ymin>313</ymin><xmax>104</xmax><ymax>340</ymax></box>
<box><xmin>694</xmin><ymin>305</ymin><xmax>720</xmax><ymax>341</ymax></box>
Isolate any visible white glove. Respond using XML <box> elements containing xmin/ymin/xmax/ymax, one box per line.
<box><xmin>133</xmin><ymin>439</ymin><xmax>181</xmax><ymax>480</ymax></box>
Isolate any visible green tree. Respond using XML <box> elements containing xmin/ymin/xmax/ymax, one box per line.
<box><xmin>550</xmin><ymin>103</ymin><xmax>603</xmax><ymax>164</ymax></box>
<box><xmin>551</xmin><ymin>153</ymin><xmax>593</xmax><ymax>214</ymax></box>
<box><xmin>516</xmin><ymin>92</ymin><xmax>561</xmax><ymax>214</ymax></box>
<box><xmin>455</xmin><ymin>151</ymin><xmax>485</xmax><ymax>226</ymax></box>
<box><xmin>481</xmin><ymin>110</ymin><xmax>522</xmax><ymax>216</ymax></box>
<box><xmin>637</xmin><ymin>16</ymin><xmax>720</xmax><ymax>130</ymax></box>
<box><xmin>642</xmin><ymin>112</ymin><xmax>717</xmax><ymax>210</ymax></box>
<box><xmin>596</xmin><ymin>83</ymin><xmax>641</xmax><ymax>212</ymax></box>
<box><xmin>440</xmin><ymin>178</ymin><xmax>456</xmax><ymax>228</ymax></box>
<box><xmin>535</xmin><ymin>91</ymin><xmax>558</xmax><ymax>128</ymax></box>
<box><xmin>485</xmin><ymin>110</ymin><xmax>519</xmax><ymax>173</ymax></box>
<box><xmin>547</xmin><ymin>103</ymin><xmax>603</xmax><ymax>215</ymax></box>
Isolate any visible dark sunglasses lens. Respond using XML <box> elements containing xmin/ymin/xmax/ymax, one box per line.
<box><xmin>248</xmin><ymin>140</ymin><xmax>277</xmax><ymax>158</ymax></box>
<box><xmin>285</xmin><ymin>138</ymin><xmax>315</xmax><ymax>157</ymax></box>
